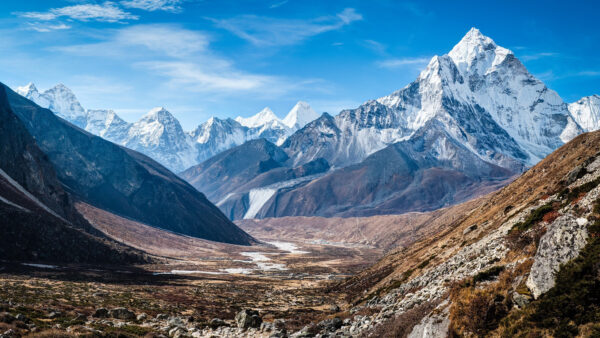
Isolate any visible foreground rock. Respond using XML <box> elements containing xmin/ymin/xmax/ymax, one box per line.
<box><xmin>235</xmin><ymin>309</ymin><xmax>262</xmax><ymax>329</ymax></box>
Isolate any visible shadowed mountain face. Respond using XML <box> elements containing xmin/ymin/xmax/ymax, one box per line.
<box><xmin>181</xmin><ymin>138</ymin><xmax>290</xmax><ymax>201</ymax></box>
<box><xmin>259</xmin><ymin>121</ymin><xmax>514</xmax><ymax>218</ymax></box>
<box><xmin>2</xmin><ymin>83</ymin><xmax>254</xmax><ymax>246</ymax></box>
<box><xmin>0</xmin><ymin>86</ymin><xmax>143</xmax><ymax>264</ymax></box>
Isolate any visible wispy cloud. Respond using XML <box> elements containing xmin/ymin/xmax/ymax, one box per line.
<box><xmin>269</xmin><ymin>0</ymin><xmax>289</xmax><ymax>9</ymax></box>
<box><xmin>576</xmin><ymin>70</ymin><xmax>600</xmax><ymax>77</ymax></box>
<box><xmin>54</xmin><ymin>24</ymin><xmax>208</xmax><ymax>58</ymax></box>
<box><xmin>120</xmin><ymin>0</ymin><xmax>184</xmax><ymax>12</ymax></box>
<box><xmin>362</xmin><ymin>39</ymin><xmax>386</xmax><ymax>54</ymax></box>
<box><xmin>377</xmin><ymin>57</ymin><xmax>431</xmax><ymax>69</ymax></box>
<box><xmin>54</xmin><ymin>24</ymin><xmax>318</xmax><ymax>95</ymax></box>
<box><xmin>210</xmin><ymin>8</ymin><xmax>362</xmax><ymax>46</ymax></box>
<box><xmin>520</xmin><ymin>52</ymin><xmax>560</xmax><ymax>61</ymax></box>
<box><xmin>138</xmin><ymin>61</ymin><xmax>278</xmax><ymax>91</ymax></box>
<box><xmin>399</xmin><ymin>2</ymin><xmax>434</xmax><ymax>19</ymax></box>
<box><xmin>16</xmin><ymin>1</ymin><xmax>138</xmax><ymax>23</ymax></box>
<box><xmin>27</xmin><ymin>22</ymin><xmax>71</xmax><ymax>33</ymax></box>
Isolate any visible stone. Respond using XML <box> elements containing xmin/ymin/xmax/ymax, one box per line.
<box><xmin>463</xmin><ymin>224</ymin><xmax>478</xmax><ymax>235</ymax></box>
<box><xmin>526</xmin><ymin>215</ymin><xmax>589</xmax><ymax>298</ymax></box>
<box><xmin>157</xmin><ymin>313</ymin><xmax>169</xmax><ymax>320</ymax></box>
<box><xmin>47</xmin><ymin>311</ymin><xmax>62</xmax><ymax>319</ymax></box>
<box><xmin>136</xmin><ymin>313</ymin><xmax>147</xmax><ymax>321</ymax></box>
<box><xmin>328</xmin><ymin>304</ymin><xmax>340</xmax><ymax>312</ymax></box>
<box><xmin>168</xmin><ymin>316</ymin><xmax>185</xmax><ymax>328</ymax></box>
<box><xmin>14</xmin><ymin>314</ymin><xmax>28</xmax><ymax>323</ymax></box>
<box><xmin>512</xmin><ymin>292</ymin><xmax>531</xmax><ymax>309</ymax></box>
<box><xmin>209</xmin><ymin>318</ymin><xmax>226</xmax><ymax>329</ymax></box>
<box><xmin>235</xmin><ymin>309</ymin><xmax>262</xmax><ymax>329</ymax></box>
<box><xmin>92</xmin><ymin>308</ymin><xmax>109</xmax><ymax>318</ymax></box>
<box><xmin>108</xmin><ymin>308</ymin><xmax>136</xmax><ymax>320</ymax></box>
<box><xmin>0</xmin><ymin>313</ymin><xmax>15</xmax><ymax>324</ymax></box>
<box><xmin>169</xmin><ymin>326</ymin><xmax>186</xmax><ymax>338</ymax></box>
<box><xmin>273</xmin><ymin>319</ymin><xmax>286</xmax><ymax>331</ymax></box>
<box><xmin>319</xmin><ymin>317</ymin><xmax>342</xmax><ymax>332</ymax></box>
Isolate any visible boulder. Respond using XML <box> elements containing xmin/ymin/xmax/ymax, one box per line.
<box><xmin>108</xmin><ymin>308</ymin><xmax>136</xmax><ymax>320</ymax></box>
<box><xmin>512</xmin><ymin>292</ymin><xmax>531</xmax><ymax>309</ymax></box>
<box><xmin>92</xmin><ymin>308</ymin><xmax>109</xmax><ymax>318</ymax></box>
<box><xmin>463</xmin><ymin>224</ymin><xmax>478</xmax><ymax>235</ymax></box>
<box><xmin>209</xmin><ymin>318</ymin><xmax>226</xmax><ymax>329</ymax></box>
<box><xmin>0</xmin><ymin>313</ymin><xmax>15</xmax><ymax>324</ymax></box>
<box><xmin>235</xmin><ymin>309</ymin><xmax>262</xmax><ymax>329</ymax></box>
<box><xmin>526</xmin><ymin>215</ymin><xmax>589</xmax><ymax>298</ymax></box>
<box><xmin>168</xmin><ymin>316</ymin><xmax>185</xmax><ymax>328</ymax></box>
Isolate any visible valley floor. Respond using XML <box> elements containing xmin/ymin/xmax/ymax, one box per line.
<box><xmin>0</xmin><ymin>203</ymin><xmax>384</xmax><ymax>337</ymax></box>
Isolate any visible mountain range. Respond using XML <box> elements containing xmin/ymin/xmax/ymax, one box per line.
<box><xmin>3</xmin><ymin>82</ymin><xmax>253</xmax><ymax>246</ymax></box>
<box><xmin>15</xmin><ymin>83</ymin><xmax>319</xmax><ymax>173</ymax></box>
<box><xmin>182</xmin><ymin>28</ymin><xmax>600</xmax><ymax>220</ymax></box>
<box><xmin>13</xmin><ymin>28</ymin><xmax>600</xmax><ymax>222</ymax></box>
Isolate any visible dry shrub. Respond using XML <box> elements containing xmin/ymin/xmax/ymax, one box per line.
<box><xmin>24</xmin><ymin>329</ymin><xmax>79</xmax><ymax>338</ymax></box>
<box><xmin>541</xmin><ymin>210</ymin><xmax>559</xmax><ymax>224</ymax></box>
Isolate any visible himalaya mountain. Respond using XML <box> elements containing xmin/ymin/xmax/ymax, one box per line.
<box><xmin>15</xmin><ymin>83</ymin><xmax>319</xmax><ymax>173</ymax></box>
<box><xmin>183</xmin><ymin>28</ymin><xmax>600</xmax><ymax>220</ymax></box>
<box><xmin>569</xmin><ymin>95</ymin><xmax>600</xmax><ymax>132</ymax></box>
<box><xmin>0</xmin><ymin>84</ymin><xmax>145</xmax><ymax>263</ymax></box>
<box><xmin>6</xmin><ymin>82</ymin><xmax>254</xmax><ymax>245</ymax></box>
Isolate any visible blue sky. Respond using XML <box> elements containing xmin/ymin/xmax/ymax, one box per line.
<box><xmin>0</xmin><ymin>0</ymin><xmax>598</xmax><ymax>129</ymax></box>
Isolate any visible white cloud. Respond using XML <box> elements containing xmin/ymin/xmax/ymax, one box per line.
<box><xmin>120</xmin><ymin>0</ymin><xmax>183</xmax><ymax>12</ymax></box>
<box><xmin>520</xmin><ymin>52</ymin><xmax>560</xmax><ymax>61</ymax></box>
<box><xmin>116</xmin><ymin>25</ymin><xmax>209</xmax><ymax>57</ymax></box>
<box><xmin>54</xmin><ymin>24</ymin><xmax>209</xmax><ymax>58</ymax></box>
<box><xmin>211</xmin><ymin>8</ymin><xmax>362</xmax><ymax>46</ymax></box>
<box><xmin>269</xmin><ymin>0</ymin><xmax>289</xmax><ymax>9</ymax></box>
<box><xmin>377</xmin><ymin>57</ymin><xmax>431</xmax><ymax>69</ymax></box>
<box><xmin>576</xmin><ymin>70</ymin><xmax>600</xmax><ymax>77</ymax></box>
<box><xmin>17</xmin><ymin>2</ymin><xmax>138</xmax><ymax>23</ymax></box>
<box><xmin>28</xmin><ymin>23</ymin><xmax>71</xmax><ymax>33</ymax></box>
<box><xmin>53</xmin><ymin>24</ymin><xmax>318</xmax><ymax>96</ymax></box>
<box><xmin>138</xmin><ymin>61</ymin><xmax>277</xmax><ymax>91</ymax></box>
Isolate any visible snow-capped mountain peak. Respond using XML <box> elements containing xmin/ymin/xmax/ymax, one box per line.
<box><xmin>15</xmin><ymin>82</ymin><xmax>87</xmax><ymax>127</ymax></box>
<box><xmin>569</xmin><ymin>95</ymin><xmax>600</xmax><ymax>132</ymax></box>
<box><xmin>282</xmin><ymin>101</ymin><xmax>319</xmax><ymax>129</ymax></box>
<box><xmin>16</xmin><ymin>82</ymin><xmax>38</xmax><ymax>97</ymax></box>
<box><xmin>143</xmin><ymin>107</ymin><xmax>176</xmax><ymax>122</ymax></box>
<box><xmin>235</xmin><ymin>107</ymin><xmax>279</xmax><ymax>128</ymax></box>
<box><xmin>448</xmin><ymin>27</ymin><xmax>511</xmax><ymax>75</ymax></box>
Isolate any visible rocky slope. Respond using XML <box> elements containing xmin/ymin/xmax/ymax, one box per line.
<box><xmin>303</xmin><ymin>130</ymin><xmax>600</xmax><ymax>337</ymax></box>
<box><xmin>16</xmin><ymin>83</ymin><xmax>319</xmax><ymax>172</ymax></box>
<box><xmin>5</xmin><ymin>82</ymin><xmax>254</xmax><ymax>245</ymax></box>
<box><xmin>0</xmin><ymin>84</ymin><xmax>143</xmax><ymax>264</ymax></box>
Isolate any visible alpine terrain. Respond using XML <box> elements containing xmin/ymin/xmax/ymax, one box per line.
<box><xmin>183</xmin><ymin>28</ymin><xmax>600</xmax><ymax>220</ymax></box>
<box><xmin>16</xmin><ymin>83</ymin><xmax>320</xmax><ymax>172</ymax></box>
<box><xmin>5</xmin><ymin>83</ymin><xmax>253</xmax><ymax>245</ymax></box>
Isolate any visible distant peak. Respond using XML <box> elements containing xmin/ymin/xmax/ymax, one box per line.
<box><xmin>144</xmin><ymin>107</ymin><xmax>176</xmax><ymax>122</ymax></box>
<box><xmin>282</xmin><ymin>101</ymin><xmax>318</xmax><ymax>129</ymax></box>
<box><xmin>48</xmin><ymin>83</ymin><xmax>74</xmax><ymax>93</ymax></box>
<box><xmin>257</xmin><ymin>107</ymin><xmax>276</xmax><ymax>117</ymax></box>
<box><xmin>235</xmin><ymin>107</ymin><xmax>280</xmax><ymax>128</ymax></box>
<box><xmin>16</xmin><ymin>82</ymin><xmax>38</xmax><ymax>96</ymax></box>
